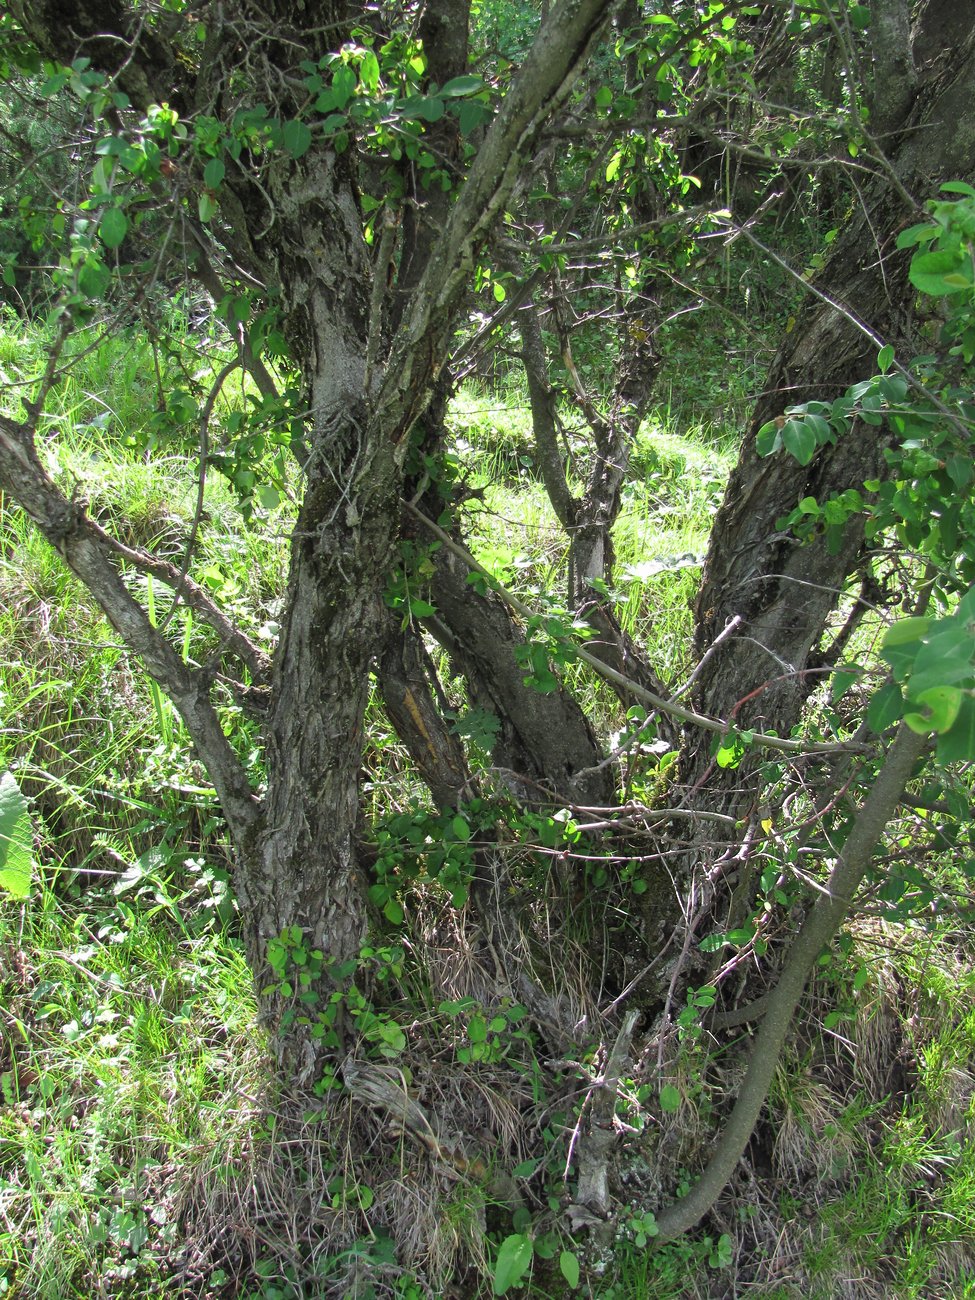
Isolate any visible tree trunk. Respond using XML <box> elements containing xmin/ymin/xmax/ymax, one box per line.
<box><xmin>691</xmin><ymin>12</ymin><xmax>975</xmax><ymax>758</ymax></box>
<box><xmin>666</xmin><ymin>0</ymin><xmax>975</xmax><ymax>1025</ymax></box>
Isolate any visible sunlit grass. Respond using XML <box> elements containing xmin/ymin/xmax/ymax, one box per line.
<box><xmin>0</xmin><ymin>878</ymin><xmax>263</xmax><ymax>1298</ymax></box>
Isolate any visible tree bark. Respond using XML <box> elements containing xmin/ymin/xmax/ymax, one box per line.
<box><xmin>692</xmin><ymin>12</ymin><xmax>975</xmax><ymax>754</ymax></box>
<box><xmin>428</xmin><ymin>542</ymin><xmax>613</xmax><ymax>804</ymax></box>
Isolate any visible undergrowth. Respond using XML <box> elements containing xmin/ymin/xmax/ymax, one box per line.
<box><xmin>1</xmin><ymin>323</ymin><xmax>974</xmax><ymax>1298</ymax></box>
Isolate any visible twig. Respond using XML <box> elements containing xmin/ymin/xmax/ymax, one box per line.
<box><xmin>154</xmin><ymin>358</ymin><xmax>238</xmax><ymax>637</ymax></box>
<box><xmin>672</xmin><ymin>614</ymin><xmax>742</xmax><ymax>701</ymax></box>
<box><xmin>406</xmin><ymin>501</ymin><xmax>865</xmax><ymax>758</ymax></box>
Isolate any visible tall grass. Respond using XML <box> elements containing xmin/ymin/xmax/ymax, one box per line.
<box><xmin>1</xmin><ymin>874</ymin><xmax>263</xmax><ymax>1298</ymax></box>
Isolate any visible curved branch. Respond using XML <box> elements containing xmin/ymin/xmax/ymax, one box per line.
<box><xmin>653</xmin><ymin>722</ymin><xmax>929</xmax><ymax>1241</ymax></box>
<box><xmin>406</xmin><ymin>501</ymin><xmax>865</xmax><ymax>759</ymax></box>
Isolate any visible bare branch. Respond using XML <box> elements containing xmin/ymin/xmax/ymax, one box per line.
<box><xmin>0</xmin><ymin>415</ymin><xmax>261</xmax><ymax>844</ymax></box>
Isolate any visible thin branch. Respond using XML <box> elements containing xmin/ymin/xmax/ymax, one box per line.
<box><xmin>405</xmin><ymin>501</ymin><xmax>865</xmax><ymax>759</ymax></box>
<box><xmin>88</xmin><ymin>517</ymin><xmax>270</xmax><ymax>683</ymax></box>
<box><xmin>155</xmin><ymin>357</ymin><xmax>237</xmax><ymax>637</ymax></box>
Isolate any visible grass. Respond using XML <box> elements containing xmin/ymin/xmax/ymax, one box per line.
<box><xmin>0</xmin><ymin>318</ymin><xmax>289</xmax><ymax>1295</ymax></box>
<box><xmin>0</xmin><ymin>878</ymin><xmax>263</xmax><ymax>1297</ymax></box>
<box><xmin>453</xmin><ymin>384</ymin><xmax>736</xmax><ymax>691</ymax></box>
<box><xmin>2</xmin><ymin>319</ymin><xmax>974</xmax><ymax>1298</ymax></box>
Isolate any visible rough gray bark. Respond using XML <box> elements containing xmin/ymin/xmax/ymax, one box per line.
<box><xmin>691</xmin><ymin>11</ymin><xmax>975</xmax><ymax>753</ymax></box>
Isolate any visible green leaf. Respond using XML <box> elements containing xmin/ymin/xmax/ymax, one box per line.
<box><xmin>283</xmin><ymin>119</ymin><xmax>312</xmax><ymax>159</ymax></box>
<box><xmin>440</xmin><ymin>75</ymin><xmax>484</xmax><ymax>97</ymax></box>
<box><xmin>458</xmin><ymin>100</ymin><xmax>491</xmax><ymax>134</ymax></box>
<box><xmin>255</xmin><ymin>484</ymin><xmax>280</xmax><ymax>510</ymax></box>
<box><xmin>896</xmin><ymin>221</ymin><xmax>937</xmax><ymax>250</ymax></box>
<box><xmin>451</xmin><ymin>815</ymin><xmax>471</xmax><ymax>841</ymax></box>
<box><xmin>332</xmin><ymin>64</ymin><xmax>357</xmax><ymax>106</ymax></box>
<box><xmin>756</xmin><ymin>419</ymin><xmax>781</xmax><ymax>457</ymax></box>
<box><xmin>911</xmin><ymin>685</ymin><xmax>963</xmax><ymax>734</ymax></box>
<box><xmin>803</xmin><ymin>412</ymin><xmax>831</xmax><ymax>444</ymax></box>
<box><xmin>359</xmin><ymin>50</ymin><xmax>380</xmax><ymax>93</ymax></box>
<box><xmin>880</xmin><ymin>617</ymin><xmax>930</xmax><ymax>681</ymax></box>
<box><xmin>78</xmin><ymin>257</ymin><xmax>110</xmax><ymax>299</ymax></box>
<box><xmin>908</xmin><ymin>624</ymin><xmax>975</xmax><ymax>695</ymax></box>
<box><xmin>203</xmin><ymin>156</ymin><xmax>225</xmax><ymax>190</ymax></box>
<box><xmin>781</xmin><ymin>418</ymin><xmax>816</xmax><ymax>466</ymax></box>
<box><xmin>98</xmin><ymin>206</ymin><xmax>128</xmax><ymax>249</ymax></box>
<box><xmin>941</xmin><ymin>180</ymin><xmax>975</xmax><ymax>198</ymax></box>
<box><xmin>830</xmin><ymin>662</ymin><xmax>862</xmax><ymax>704</ymax></box>
<box><xmin>878</xmin><ymin>374</ymin><xmax>908</xmax><ymax>402</ymax></box>
<box><xmin>659</xmin><ymin>1084</ymin><xmax>681</xmax><ymax>1112</ymax></box>
<box><xmin>198</xmin><ymin>191</ymin><xmax>217</xmax><ymax>223</ymax></box>
<box><xmin>0</xmin><ymin>772</ymin><xmax>35</xmax><ymax>898</ymax></box>
<box><xmin>867</xmin><ymin>681</ymin><xmax>904</xmax><ymax>733</ymax></box>
<box><xmin>936</xmin><ymin>694</ymin><xmax>975</xmax><ymax>763</ymax></box>
<box><xmin>877</xmin><ymin>343</ymin><xmax>894</xmax><ymax>373</ymax></box>
<box><xmin>946</xmin><ymin>455</ymin><xmax>973</xmax><ymax>489</ymax></box>
<box><xmin>883</xmin><ymin>617</ymin><xmax>931</xmax><ymax>648</ymax></box>
<box><xmin>493</xmin><ymin>1234</ymin><xmax>533</xmax><ymax>1296</ymax></box>
<box><xmin>512</xmin><ymin>1158</ymin><xmax>539</xmax><ymax>1179</ymax></box>
<box><xmin>903</xmin><ymin>711</ymin><xmax>931</xmax><ymax>735</ymax></box>
<box><xmin>411</xmin><ymin>96</ymin><xmax>445</xmax><ymax>122</ymax></box>
<box><xmin>909</xmin><ymin>248</ymin><xmax>967</xmax><ymax>296</ymax></box>
<box><xmin>559</xmin><ymin>1251</ymin><xmax>580</xmax><ymax>1289</ymax></box>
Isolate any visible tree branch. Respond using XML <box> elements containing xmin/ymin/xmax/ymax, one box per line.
<box><xmin>88</xmin><ymin>518</ymin><xmax>271</xmax><ymax>684</ymax></box>
<box><xmin>0</xmin><ymin>415</ymin><xmax>261</xmax><ymax>844</ymax></box>
<box><xmin>653</xmin><ymin>722</ymin><xmax>929</xmax><ymax>1241</ymax></box>
<box><xmin>405</xmin><ymin>501</ymin><xmax>865</xmax><ymax>759</ymax></box>
<box><xmin>380</xmin><ymin>0</ymin><xmax>617</xmax><ymax>438</ymax></box>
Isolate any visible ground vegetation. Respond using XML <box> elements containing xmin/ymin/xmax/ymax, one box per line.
<box><xmin>1</xmin><ymin>1</ymin><xmax>975</xmax><ymax>1296</ymax></box>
